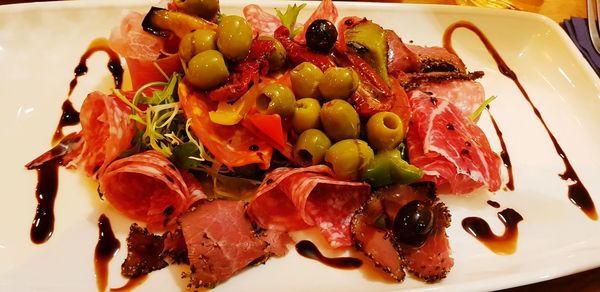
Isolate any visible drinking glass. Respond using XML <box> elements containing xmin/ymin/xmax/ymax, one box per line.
<box><xmin>455</xmin><ymin>0</ymin><xmax>544</xmax><ymax>12</ymax></box>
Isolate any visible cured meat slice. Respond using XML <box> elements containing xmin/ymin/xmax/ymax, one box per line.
<box><xmin>64</xmin><ymin>91</ymin><xmax>136</xmax><ymax>177</ymax></box>
<box><xmin>398</xmin><ymin>71</ymin><xmax>484</xmax><ymax>92</ymax></box>
<box><xmin>379</xmin><ymin>183</ymin><xmax>453</xmax><ymax>282</ymax></box>
<box><xmin>247</xmin><ymin>165</ymin><xmax>370</xmax><ymax>248</ymax></box>
<box><xmin>243</xmin><ymin>4</ymin><xmax>282</xmax><ymax>37</ymax></box>
<box><xmin>121</xmin><ymin>224</ymin><xmax>169</xmax><ymax>278</ymax></box>
<box><xmin>179</xmin><ymin>200</ymin><xmax>267</xmax><ymax>288</ymax></box>
<box><xmin>109</xmin><ymin>11</ymin><xmax>164</xmax><ymax>61</ymax></box>
<box><xmin>407</xmin><ymin>44</ymin><xmax>466</xmax><ymax>73</ymax></box>
<box><xmin>406</xmin><ymin>88</ymin><xmax>502</xmax><ymax>194</ymax></box>
<box><xmin>385</xmin><ymin>30</ymin><xmax>420</xmax><ymax>75</ymax></box>
<box><xmin>351</xmin><ymin>183</ymin><xmax>453</xmax><ymax>282</ymax></box>
<box><xmin>351</xmin><ymin>196</ymin><xmax>405</xmax><ymax>281</ymax></box>
<box><xmin>402</xmin><ymin>202</ymin><xmax>453</xmax><ymax>282</ymax></box>
<box><xmin>413</xmin><ymin>80</ymin><xmax>486</xmax><ymax>119</ymax></box>
<box><xmin>109</xmin><ymin>11</ymin><xmax>181</xmax><ymax>89</ymax></box>
<box><xmin>257</xmin><ymin>228</ymin><xmax>292</xmax><ymax>257</ymax></box>
<box><xmin>98</xmin><ymin>150</ymin><xmax>202</xmax><ymax>229</ymax></box>
<box><xmin>294</xmin><ymin>0</ymin><xmax>338</xmax><ymax>44</ymax></box>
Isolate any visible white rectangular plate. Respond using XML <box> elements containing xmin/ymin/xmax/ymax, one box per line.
<box><xmin>1</xmin><ymin>0</ymin><xmax>600</xmax><ymax>291</ymax></box>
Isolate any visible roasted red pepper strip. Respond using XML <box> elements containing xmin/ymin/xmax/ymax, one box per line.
<box><xmin>335</xmin><ymin>50</ymin><xmax>410</xmax><ymax>133</ymax></box>
<box><xmin>179</xmin><ymin>81</ymin><xmax>273</xmax><ymax>169</ymax></box>
<box><xmin>207</xmin><ymin>39</ymin><xmax>274</xmax><ymax>102</ymax></box>
<box><xmin>274</xmin><ymin>26</ymin><xmax>336</xmax><ymax>72</ymax></box>
<box><xmin>241</xmin><ymin>113</ymin><xmax>293</xmax><ymax>160</ymax></box>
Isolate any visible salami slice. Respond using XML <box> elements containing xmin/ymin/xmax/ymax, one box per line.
<box><xmin>64</xmin><ymin>91</ymin><xmax>136</xmax><ymax>177</ymax></box>
<box><xmin>406</xmin><ymin>88</ymin><xmax>502</xmax><ymax>194</ymax></box>
<box><xmin>247</xmin><ymin>165</ymin><xmax>370</xmax><ymax>248</ymax></box>
<box><xmin>98</xmin><ymin>150</ymin><xmax>203</xmax><ymax>229</ymax></box>
<box><xmin>243</xmin><ymin>4</ymin><xmax>282</xmax><ymax>37</ymax></box>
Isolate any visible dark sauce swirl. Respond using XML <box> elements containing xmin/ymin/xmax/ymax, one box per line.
<box><xmin>29</xmin><ymin>159</ymin><xmax>60</xmax><ymax>244</ymax></box>
<box><xmin>109</xmin><ymin>275</ymin><xmax>148</xmax><ymax>292</ymax></box>
<box><xmin>95</xmin><ymin>214</ymin><xmax>121</xmax><ymax>292</ymax></box>
<box><xmin>53</xmin><ymin>38</ymin><xmax>123</xmax><ymax>144</ymax></box>
<box><xmin>462</xmin><ymin>208</ymin><xmax>523</xmax><ymax>255</ymax></box>
<box><xmin>444</xmin><ymin>21</ymin><xmax>597</xmax><ymax>220</ymax></box>
<box><xmin>487</xmin><ymin>110</ymin><xmax>514</xmax><ymax>191</ymax></box>
<box><xmin>295</xmin><ymin>240</ymin><xmax>362</xmax><ymax>269</ymax></box>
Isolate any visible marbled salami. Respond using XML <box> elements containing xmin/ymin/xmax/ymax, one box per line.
<box><xmin>98</xmin><ymin>150</ymin><xmax>203</xmax><ymax>230</ymax></box>
<box><xmin>243</xmin><ymin>4</ymin><xmax>282</xmax><ymax>37</ymax></box>
<box><xmin>64</xmin><ymin>91</ymin><xmax>136</xmax><ymax>177</ymax></box>
<box><xmin>247</xmin><ymin>165</ymin><xmax>370</xmax><ymax>248</ymax></box>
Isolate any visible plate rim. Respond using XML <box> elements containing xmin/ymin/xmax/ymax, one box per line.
<box><xmin>2</xmin><ymin>0</ymin><xmax>599</xmax><ymax>291</ymax></box>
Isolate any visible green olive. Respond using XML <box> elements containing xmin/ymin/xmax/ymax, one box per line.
<box><xmin>320</xmin><ymin>99</ymin><xmax>360</xmax><ymax>142</ymax></box>
<box><xmin>324</xmin><ymin>139</ymin><xmax>374</xmax><ymax>180</ymax></box>
<box><xmin>174</xmin><ymin>0</ymin><xmax>220</xmax><ymax>20</ymax></box>
<box><xmin>187</xmin><ymin>49</ymin><xmax>229</xmax><ymax>90</ymax></box>
<box><xmin>178</xmin><ymin>29</ymin><xmax>217</xmax><ymax>64</ymax></box>
<box><xmin>290</xmin><ymin>62</ymin><xmax>324</xmax><ymax>99</ymax></box>
<box><xmin>256</xmin><ymin>83</ymin><xmax>296</xmax><ymax>118</ymax></box>
<box><xmin>216</xmin><ymin>15</ymin><xmax>253</xmax><ymax>61</ymax></box>
<box><xmin>292</xmin><ymin>98</ymin><xmax>321</xmax><ymax>133</ymax></box>
<box><xmin>318</xmin><ymin>67</ymin><xmax>360</xmax><ymax>100</ymax></box>
<box><xmin>294</xmin><ymin>129</ymin><xmax>332</xmax><ymax>166</ymax></box>
<box><xmin>366</xmin><ymin>111</ymin><xmax>405</xmax><ymax>150</ymax></box>
<box><xmin>258</xmin><ymin>36</ymin><xmax>287</xmax><ymax>71</ymax></box>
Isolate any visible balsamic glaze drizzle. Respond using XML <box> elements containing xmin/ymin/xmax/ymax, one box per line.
<box><xmin>53</xmin><ymin>38</ymin><xmax>123</xmax><ymax>144</ymax></box>
<box><xmin>444</xmin><ymin>21</ymin><xmax>597</xmax><ymax>220</ymax></box>
<box><xmin>462</xmin><ymin>208</ymin><xmax>523</xmax><ymax>255</ymax></box>
<box><xmin>95</xmin><ymin>214</ymin><xmax>121</xmax><ymax>292</ymax></box>
<box><xmin>487</xmin><ymin>110</ymin><xmax>514</xmax><ymax>191</ymax></box>
<box><xmin>29</xmin><ymin>159</ymin><xmax>60</xmax><ymax>244</ymax></box>
<box><xmin>295</xmin><ymin>240</ymin><xmax>362</xmax><ymax>269</ymax></box>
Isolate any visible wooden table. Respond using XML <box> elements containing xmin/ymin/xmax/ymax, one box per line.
<box><xmin>400</xmin><ymin>0</ymin><xmax>584</xmax><ymax>21</ymax></box>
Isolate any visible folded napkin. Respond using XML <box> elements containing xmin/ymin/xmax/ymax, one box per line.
<box><xmin>560</xmin><ymin>17</ymin><xmax>600</xmax><ymax>76</ymax></box>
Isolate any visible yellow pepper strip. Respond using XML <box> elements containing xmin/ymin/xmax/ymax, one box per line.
<box><xmin>209</xmin><ymin>82</ymin><xmax>267</xmax><ymax>125</ymax></box>
<box><xmin>152</xmin><ymin>9</ymin><xmax>218</xmax><ymax>38</ymax></box>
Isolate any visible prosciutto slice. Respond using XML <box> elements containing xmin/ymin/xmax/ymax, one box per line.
<box><xmin>247</xmin><ymin>165</ymin><xmax>370</xmax><ymax>248</ymax></box>
<box><xmin>407</xmin><ymin>86</ymin><xmax>502</xmax><ymax>194</ymax></box>
<box><xmin>109</xmin><ymin>11</ymin><xmax>181</xmax><ymax>89</ymax></box>
<box><xmin>415</xmin><ymin>80</ymin><xmax>486</xmax><ymax>118</ymax></box>
<box><xmin>98</xmin><ymin>150</ymin><xmax>205</xmax><ymax>229</ymax></box>
<box><xmin>63</xmin><ymin>91</ymin><xmax>136</xmax><ymax>176</ymax></box>
<box><xmin>109</xmin><ymin>11</ymin><xmax>164</xmax><ymax>61</ymax></box>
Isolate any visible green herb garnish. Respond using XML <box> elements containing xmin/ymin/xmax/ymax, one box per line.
<box><xmin>275</xmin><ymin>4</ymin><xmax>306</xmax><ymax>38</ymax></box>
<box><xmin>469</xmin><ymin>95</ymin><xmax>497</xmax><ymax>121</ymax></box>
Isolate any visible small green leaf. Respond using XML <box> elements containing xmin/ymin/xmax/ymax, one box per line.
<box><xmin>275</xmin><ymin>4</ymin><xmax>306</xmax><ymax>38</ymax></box>
<box><xmin>469</xmin><ymin>95</ymin><xmax>497</xmax><ymax>121</ymax></box>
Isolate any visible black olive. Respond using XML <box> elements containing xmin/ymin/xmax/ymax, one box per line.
<box><xmin>392</xmin><ymin>200</ymin><xmax>434</xmax><ymax>247</ymax></box>
<box><xmin>305</xmin><ymin>19</ymin><xmax>338</xmax><ymax>53</ymax></box>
